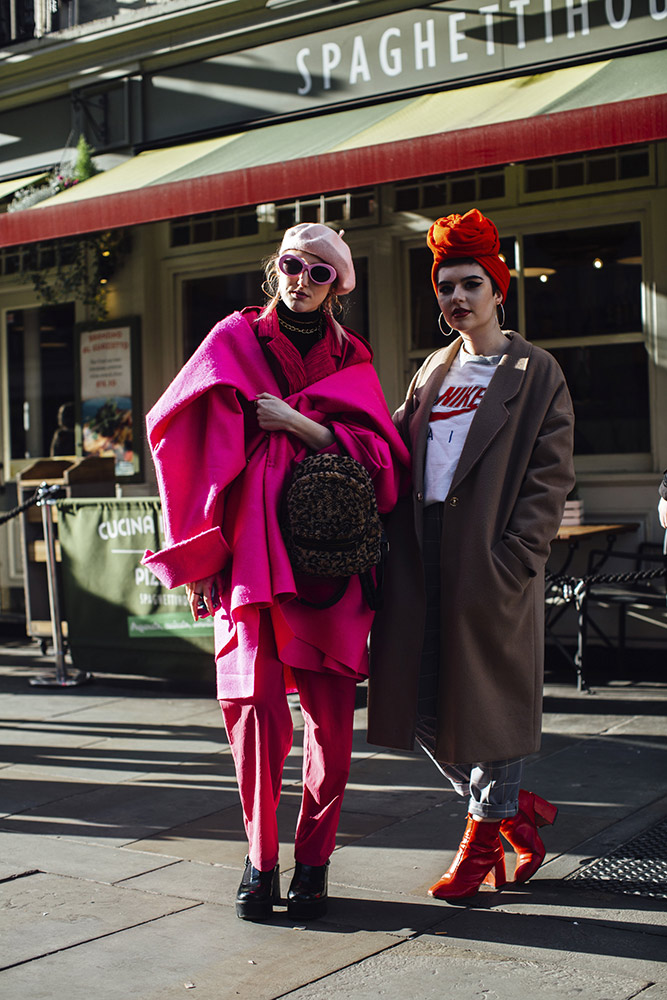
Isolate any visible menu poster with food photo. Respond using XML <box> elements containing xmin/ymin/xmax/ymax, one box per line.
<box><xmin>77</xmin><ymin>318</ymin><xmax>142</xmax><ymax>478</ymax></box>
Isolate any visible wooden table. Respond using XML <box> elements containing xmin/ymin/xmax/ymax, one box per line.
<box><xmin>552</xmin><ymin>522</ymin><xmax>640</xmax><ymax>577</ymax></box>
<box><xmin>548</xmin><ymin>522</ymin><xmax>640</xmax><ymax>689</ymax></box>
<box><xmin>555</xmin><ymin>523</ymin><xmax>639</xmax><ymax>542</ymax></box>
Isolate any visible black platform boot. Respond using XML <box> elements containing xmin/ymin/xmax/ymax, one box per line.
<box><xmin>287</xmin><ymin>860</ymin><xmax>329</xmax><ymax>920</ymax></box>
<box><xmin>235</xmin><ymin>855</ymin><xmax>280</xmax><ymax>921</ymax></box>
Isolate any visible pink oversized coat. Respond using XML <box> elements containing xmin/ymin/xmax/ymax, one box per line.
<box><xmin>143</xmin><ymin>310</ymin><xmax>411</xmax><ymax>699</ymax></box>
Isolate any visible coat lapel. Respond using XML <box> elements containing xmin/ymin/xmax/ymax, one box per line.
<box><xmin>450</xmin><ymin>334</ymin><xmax>532</xmax><ymax>491</ymax></box>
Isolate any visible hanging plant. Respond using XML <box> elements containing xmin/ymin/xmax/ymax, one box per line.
<box><xmin>8</xmin><ymin>173</ymin><xmax>80</xmax><ymax>211</ymax></box>
<box><xmin>8</xmin><ymin>133</ymin><xmax>99</xmax><ymax>213</ymax></box>
<box><xmin>72</xmin><ymin>134</ymin><xmax>100</xmax><ymax>182</ymax></box>
<box><xmin>29</xmin><ymin>230</ymin><xmax>131</xmax><ymax>321</ymax></box>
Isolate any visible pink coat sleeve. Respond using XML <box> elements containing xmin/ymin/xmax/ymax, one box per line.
<box><xmin>322</xmin><ymin>419</ymin><xmax>408</xmax><ymax>514</ymax></box>
<box><xmin>299</xmin><ymin>364</ymin><xmax>411</xmax><ymax>513</ymax></box>
<box><xmin>142</xmin><ymin>384</ymin><xmax>246</xmax><ymax>588</ymax></box>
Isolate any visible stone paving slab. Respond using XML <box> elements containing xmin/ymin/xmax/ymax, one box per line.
<box><xmin>282</xmin><ymin>937</ymin><xmax>658</xmax><ymax>1000</ymax></box>
<box><xmin>0</xmin><ymin>691</ymin><xmax>123</xmax><ymax>722</ymax></box>
<box><xmin>0</xmin><ymin>722</ymin><xmax>105</xmax><ymax>750</ymax></box>
<box><xmin>484</xmin><ymin>881</ymin><xmax>667</xmax><ymax>934</ymax></box>
<box><xmin>128</xmin><ymin>790</ymin><xmax>398</xmax><ymax>870</ymax></box>
<box><xmin>343</xmin><ymin>751</ymin><xmax>450</xmax><ymax>817</ymax></box>
<box><xmin>1</xmin><ymin>757</ymin><xmax>160</xmax><ymax>785</ymax></box>
<box><xmin>42</xmin><ymin>696</ymin><xmax>225</xmax><ymax>727</ymax></box>
<box><xmin>0</xmin><ymin>900</ymin><xmax>401</xmax><ymax>1000</ymax></box>
<box><xmin>126</xmin><ymin>759</ymin><xmax>237</xmax><ymax>792</ymax></box>
<box><xmin>0</xmin><ymin>773</ymin><xmax>100</xmax><ymax>816</ymax></box>
<box><xmin>4</xmin><ymin>711</ymin><xmax>226</xmax><ymax>744</ymax></box>
<box><xmin>120</xmin><ymin>856</ymin><xmax>449</xmax><ymax>936</ymax></box>
<box><xmin>644</xmin><ymin>987</ymin><xmax>667</xmax><ymax>1000</ymax></box>
<box><xmin>423</xmin><ymin>902</ymin><xmax>667</xmax><ymax>981</ymax></box>
<box><xmin>1</xmin><ymin>779</ymin><xmax>242</xmax><ymax>846</ymax></box>
<box><xmin>118</xmin><ymin>858</ymin><xmax>245</xmax><ymax>906</ymax></box>
<box><xmin>603</xmin><ymin>715</ymin><xmax>667</xmax><ymax>740</ymax></box>
<box><xmin>543</xmin><ymin>796</ymin><xmax>667</xmax><ymax>889</ymax></box>
<box><xmin>0</xmin><ymin>660</ymin><xmax>665</xmax><ymax>999</ymax></box>
<box><xmin>60</xmin><ymin>732</ymin><xmax>228</xmax><ymax>761</ymax></box>
<box><xmin>501</xmin><ymin>735</ymin><xmax>667</xmax><ymax>846</ymax></box>
<box><xmin>0</xmin><ymin>744</ymin><xmax>232</xmax><ymax>785</ymax></box>
<box><xmin>322</xmin><ymin>792</ymin><xmax>513</xmax><ymax>897</ymax></box>
<box><xmin>0</xmin><ymin>871</ymin><xmax>200</xmax><ymax>970</ymax></box>
<box><xmin>0</xmin><ymin>829</ymin><xmax>181</xmax><ymax>883</ymax></box>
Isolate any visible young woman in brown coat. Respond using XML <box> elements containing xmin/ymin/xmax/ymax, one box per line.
<box><xmin>368</xmin><ymin>209</ymin><xmax>575</xmax><ymax>901</ymax></box>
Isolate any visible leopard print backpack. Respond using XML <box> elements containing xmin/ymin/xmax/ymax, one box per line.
<box><xmin>281</xmin><ymin>453</ymin><xmax>387</xmax><ymax>610</ymax></box>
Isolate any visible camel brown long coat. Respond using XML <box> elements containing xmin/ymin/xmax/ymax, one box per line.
<box><xmin>368</xmin><ymin>333</ymin><xmax>575</xmax><ymax>763</ymax></box>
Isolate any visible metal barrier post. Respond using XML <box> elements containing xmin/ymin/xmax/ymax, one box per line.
<box><xmin>29</xmin><ymin>484</ymin><xmax>92</xmax><ymax>688</ymax></box>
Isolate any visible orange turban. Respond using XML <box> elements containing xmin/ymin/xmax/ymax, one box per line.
<box><xmin>427</xmin><ymin>209</ymin><xmax>511</xmax><ymax>303</ymax></box>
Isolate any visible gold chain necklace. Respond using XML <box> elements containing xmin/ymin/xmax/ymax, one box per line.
<box><xmin>278</xmin><ymin>315</ymin><xmax>322</xmax><ymax>336</ymax></box>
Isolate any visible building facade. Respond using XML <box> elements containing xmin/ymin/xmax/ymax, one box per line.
<box><xmin>0</xmin><ymin>0</ymin><xmax>666</xmax><ymax>627</ymax></box>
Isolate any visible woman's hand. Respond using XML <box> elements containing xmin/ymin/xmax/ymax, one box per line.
<box><xmin>255</xmin><ymin>393</ymin><xmax>299</xmax><ymax>432</ymax></box>
<box><xmin>255</xmin><ymin>393</ymin><xmax>334</xmax><ymax>450</ymax></box>
<box><xmin>186</xmin><ymin>574</ymin><xmax>221</xmax><ymax>621</ymax></box>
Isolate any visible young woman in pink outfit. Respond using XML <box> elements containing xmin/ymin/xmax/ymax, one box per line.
<box><xmin>144</xmin><ymin>224</ymin><xmax>410</xmax><ymax>921</ymax></box>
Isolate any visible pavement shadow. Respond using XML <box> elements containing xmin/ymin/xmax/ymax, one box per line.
<box><xmin>296</xmin><ymin>886</ymin><xmax>663</xmax><ymax>946</ymax></box>
<box><xmin>543</xmin><ymin>691</ymin><xmax>667</xmax><ymax>716</ymax></box>
<box><xmin>260</xmin><ymin>887</ymin><xmax>667</xmax><ymax>965</ymax></box>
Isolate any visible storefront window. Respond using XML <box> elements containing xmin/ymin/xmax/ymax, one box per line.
<box><xmin>408</xmin><ymin>221</ymin><xmax>647</xmax><ymax>458</ymax></box>
<box><xmin>6</xmin><ymin>303</ymin><xmax>75</xmax><ymax>462</ymax></box>
<box><xmin>525</xmin><ymin>222</ymin><xmax>647</xmax><ymax>455</ymax></box>
<box><xmin>341</xmin><ymin>257</ymin><xmax>368</xmax><ymax>342</ymax></box>
<box><xmin>182</xmin><ymin>271</ymin><xmax>264</xmax><ymax>359</ymax></box>
<box><xmin>182</xmin><ymin>258</ymin><xmax>369</xmax><ymax>359</ymax></box>
<box><xmin>548</xmin><ymin>341</ymin><xmax>648</xmax><ymax>455</ymax></box>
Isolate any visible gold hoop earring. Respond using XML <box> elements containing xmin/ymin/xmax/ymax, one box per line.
<box><xmin>438</xmin><ymin>313</ymin><xmax>454</xmax><ymax>337</ymax></box>
<box><xmin>261</xmin><ymin>279</ymin><xmax>276</xmax><ymax>299</ymax></box>
<box><xmin>498</xmin><ymin>302</ymin><xmax>506</xmax><ymax>328</ymax></box>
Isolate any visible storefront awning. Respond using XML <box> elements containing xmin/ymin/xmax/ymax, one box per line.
<box><xmin>0</xmin><ymin>51</ymin><xmax>665</xmax><ymax>249</ymax></box>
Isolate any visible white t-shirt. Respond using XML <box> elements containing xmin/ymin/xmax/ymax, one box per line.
<box><xmin>424</xmin><ymin>348</ymin><xmax>502</xmax><ymax>505</ymax></box>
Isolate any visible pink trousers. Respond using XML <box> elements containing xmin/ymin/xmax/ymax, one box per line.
<box><xmin>219</xmin><ymin>611</ymin><xmax>358</xmax><ymax>872</ymax></box>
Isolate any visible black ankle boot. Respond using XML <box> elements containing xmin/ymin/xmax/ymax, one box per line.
<box><xmin>287</xmin><ymin>860</ymin><xmax>329</xmax><ymax>920</ymax></box>
<box><xmin>236</xmin><ymin>856</ymin><xmax>280</xmax><ymax>921</ymax></box>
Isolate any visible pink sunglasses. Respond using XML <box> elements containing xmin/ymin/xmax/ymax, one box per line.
<box><xmin>278</xmin><ymin>253</ymin><xmax>337</xmax><ymax>286</ymax></box>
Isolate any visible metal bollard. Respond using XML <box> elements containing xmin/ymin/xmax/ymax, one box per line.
<box><xmin>29</xmin><ymin>483</ymin><xmax>92</xmax><ymax>688</ymax></box>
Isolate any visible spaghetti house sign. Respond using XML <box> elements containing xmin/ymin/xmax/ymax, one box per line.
<box><xmin>293</xmin><ymin>0</ymin><xmax>666</xmax><ymax>92</ymax></box>
<box><xmin>150</xmin><ymin>0</ymin><xmax>667</xmax><ymax>129</ymax></box>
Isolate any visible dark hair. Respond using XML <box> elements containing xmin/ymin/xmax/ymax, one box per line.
<box><xmin>435</xmin><ymin>257</ymin><xmax>500</xmax><ymax>297</ymax></box>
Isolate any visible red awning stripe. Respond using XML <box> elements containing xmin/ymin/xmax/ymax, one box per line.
<box><xmin>0</xmin><ymin>95</ymin><xmax>664</xmax><ymax>249</ymax></box>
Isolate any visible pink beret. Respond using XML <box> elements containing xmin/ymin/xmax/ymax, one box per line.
<box><xmin>280</xmin><ymin>223</ymin><xmax>355</xmax><ymax>295</ymax></box>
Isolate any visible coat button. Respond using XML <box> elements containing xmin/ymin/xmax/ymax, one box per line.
<box><xmin>416</xmin><ymin>491</ymin><xmax>424</xmax><ymax>502</ymax></box>
<box><xmin>449</xmin><ymin>496</ymin><xmax>459</xmax><ymax>507</ymax></box>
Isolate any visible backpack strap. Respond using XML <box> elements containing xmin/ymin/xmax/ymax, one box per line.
<box><xmin>298</xmin><ymin>529</ymin><xmax>389</xmax><ymax>611</ymax></box>
<box><xmin>296</xmin><ymin>578</ymin><xmax>349</xmax><ymax>609</ymax></box>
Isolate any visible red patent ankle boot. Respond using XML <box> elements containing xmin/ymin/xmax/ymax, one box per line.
<box><xmin>499</xmin><ymin>789</ymin><xmax>558</xmax><ymax>883</ymax></box>
<box><xmin>428</xmin><ymin>815</ymin><xmax>506</xmax><ymax>901</ymax></box>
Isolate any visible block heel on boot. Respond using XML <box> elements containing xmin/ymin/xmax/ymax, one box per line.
<box><xmin>531</xmin><ymin>792</ymin><xmax>558</xmax><ymax>828</ymax></box>
<box><xmin>498</xmin><ymin>789</ymin><xmax>558</xmax><ymax>884</ymax></box>
<box><xmin>287</xmin><ymin>860</ymin><xmax>329</xmax><ymax>920</ymax></box>
<box><xmin>236</xmin><ymin>856</ymin><xmax>281</xmax><ymax>921</ymax></box>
